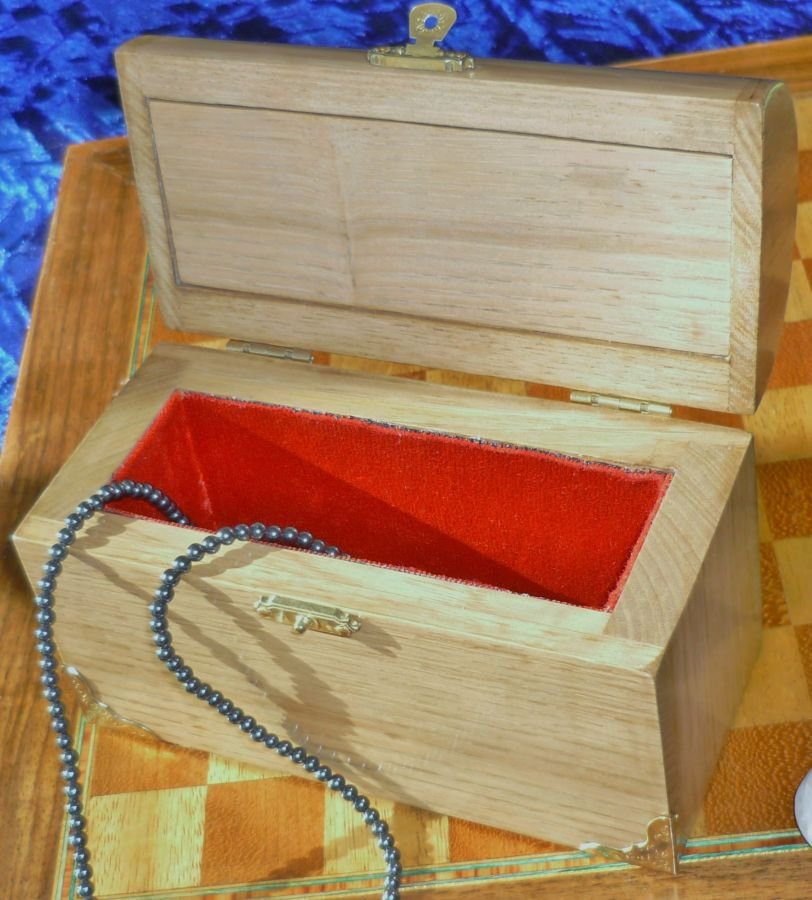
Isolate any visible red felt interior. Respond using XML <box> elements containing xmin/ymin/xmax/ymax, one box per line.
<box><xmin>111</xmin><ymin>391</ymin><xmax>671</xmax><ymax>611</ymax></box>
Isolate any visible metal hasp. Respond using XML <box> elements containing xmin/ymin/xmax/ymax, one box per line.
<box><xmin>255</xmin><ymin>594</ymin><xmax>362</xmax><ymax>637</ymax></box>
<box><xmin>585</xmin><ymin>814</ymin><xmax>683</xmax><ymax>874</ymax></box>
<box><xmin>368</xmin><ymin>3</ymin><xmax>475</xmax><ymax>72</ymax></box>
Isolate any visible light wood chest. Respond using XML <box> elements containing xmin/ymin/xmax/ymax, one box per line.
<box><xmin>13</xmin><ymin>20</ymin><xmax>798</xmax><ymax>872</ymax></box>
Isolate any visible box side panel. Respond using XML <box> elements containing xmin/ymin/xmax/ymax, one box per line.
<box><xmin>654</xmin><ymin>441</ymin><xmax>760</xmax><ymax>835</ymax></box>
<box><xmin>754</xmin><ymin>82</ymin><xmax>797</xmax><ymax>407</ymax></box>
<box><xmin>15</xmin><ymin>515</ymin><xmax>668</xmax><ymax>851</ymax></box>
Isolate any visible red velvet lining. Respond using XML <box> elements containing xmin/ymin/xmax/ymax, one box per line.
<box><xmin>110</xmin><ymin>390</ymin><xmax>671</xmax><ymax>611</ymax></box>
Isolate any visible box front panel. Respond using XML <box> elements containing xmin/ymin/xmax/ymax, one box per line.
<box><xmin>14</xmin><ymin>515</ymin><xmax>668</xmax><ymax>851</ymax></box>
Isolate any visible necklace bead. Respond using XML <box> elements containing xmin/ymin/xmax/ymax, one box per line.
<box><xmin>34</xmin><ymin>480</ymin><xmax>401</xmax><ymax>900</ymax></box>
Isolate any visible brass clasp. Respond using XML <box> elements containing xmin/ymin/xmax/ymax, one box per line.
<box><xmin>368</xmin><ymin>3</ymin><xmax>475</xmax><ymax>72</ymax></box>
<box><xmin>254</xmin><ymin>595</ymin><xmax>362</xmax><ymax>637</ymax></box>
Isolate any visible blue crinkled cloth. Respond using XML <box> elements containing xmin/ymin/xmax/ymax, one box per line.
<box><xmin>2</xmin><ymin>0</ymin><xmax>812</xmax><ymax>447</ymax></box>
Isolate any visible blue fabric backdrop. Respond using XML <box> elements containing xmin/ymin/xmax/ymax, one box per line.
<box><xmin>2</xmin><ymin>0</ymin><xmax>812</xmax><ymax>445</ymax></box>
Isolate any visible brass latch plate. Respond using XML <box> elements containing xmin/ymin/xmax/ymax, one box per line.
<box><xmin>368</xmin><ymin>3</ymin><xmax>475</xmax><ymax>72</ymax></box>
<box><xmin>255</xmin><ymin>594</ymin><xmax>362</xmax><ymax>637</ymax></box>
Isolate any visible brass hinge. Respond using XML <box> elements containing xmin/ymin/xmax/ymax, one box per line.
<box><xmin>226</xmin><ymin>340</ymin><xmax>314</xmax><ymax>364</ymax></box>
<box><xmin>570</xmin><ymin>390</ymin><xmax>672</xmax><ymax>417</ymax></box>
<box><xmin>368</xmin><ymin>3</ymin><xmax>475</xmax><ymax>72</ymax></box>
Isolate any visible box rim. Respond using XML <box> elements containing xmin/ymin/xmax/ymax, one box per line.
<box><xmin>17</xmin><ymin>342</ymin><xmax>751</xmax><ymax>651</ymax></box>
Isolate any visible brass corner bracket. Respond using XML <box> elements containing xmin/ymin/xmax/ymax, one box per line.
<box><xmin>583</xmin><ymin>814</ymin><xmax>683</xmax><ymax>874</ymax></box>
<box><xmin>66</xmin><ymin>665</ymin><xmax>158</xmax><ymax>738</ymax></box>
<box><xmin>368</xmin><ymin>3</ymin><xmax>475</xmax><ymax>72</ymax></box>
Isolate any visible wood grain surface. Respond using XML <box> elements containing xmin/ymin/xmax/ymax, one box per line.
<box><xmin>3</xmin><ymin>35</ymin><xmax>812</xmax><ymax>900</ymax></box>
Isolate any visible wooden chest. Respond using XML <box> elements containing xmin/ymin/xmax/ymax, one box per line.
<box><xmin>13</xmin><ymin>16</ymin><xmax>798</xmax><ymax>873</ymax></box>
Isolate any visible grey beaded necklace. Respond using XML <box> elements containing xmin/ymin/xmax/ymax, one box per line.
<box><xmin>35</xmin><ymin>480</ymin><xmax>402</xmax><ymax>900</ymax></box>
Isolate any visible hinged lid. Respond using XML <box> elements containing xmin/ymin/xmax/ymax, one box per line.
<box><xmin>116</xmin><ymin>31</ymin><xmax>796</xmax><ymax>414</ymax></box>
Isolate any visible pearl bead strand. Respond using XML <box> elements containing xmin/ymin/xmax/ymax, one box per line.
<box><xmin>35</xmin><ymin>480</ymin><xmax>401</xmax><ymax>900</ymax></box>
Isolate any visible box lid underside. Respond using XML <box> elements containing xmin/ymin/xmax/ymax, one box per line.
<box><xmin>116</xmin><ymin>38</ymin><xmax>797</xmax><ymax>414</ymax></box>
